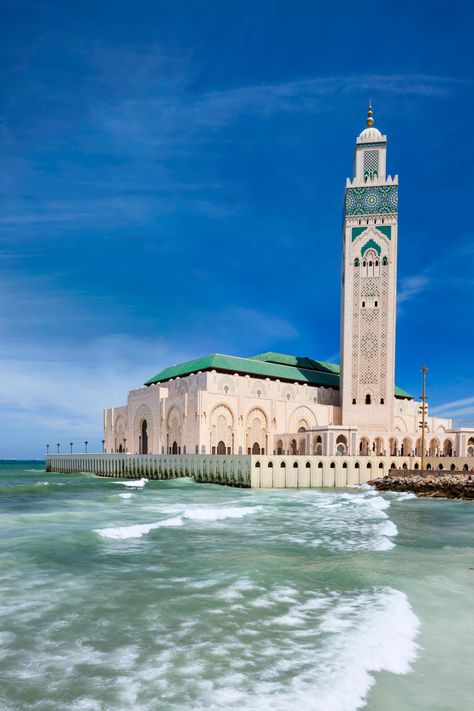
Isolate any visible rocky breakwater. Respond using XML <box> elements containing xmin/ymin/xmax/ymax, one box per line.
<box><xmin>368</xmin><ymin>470</ymin><xmax>474</xmax><ymax>500</ymax></box>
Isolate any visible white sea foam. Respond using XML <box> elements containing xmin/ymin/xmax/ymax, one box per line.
<box><xmin>183</xmin><ymin>505</ymin><xmax>263</xmax><ymax>522</ymax></box>
<box><xmin>118</xmin><ymin>493</ymin><xmax>133</xmax><ymax>499</ymax></box>
<box><xmin>95</xmin><ymin>515</ymin><xmax>183</xmax><ymax>539</ymax></box>
<box><xmin>96</xmin><ymin>505</ymin><xmax>262</xmax><ymax>541</ymax></box>
<box><xmin>392</xmin><ymin>491</ymin><xmax>417</xmax><ymax>500</ymax></box>
<box><xmin>116</xmin><ymin>477</ymin><xmax>148</xmax><ymax>488</ymax></box>
<box><xmin>194</xmin><ymin>586</ymin><xmax>420</xmax><ymax>711</ymax></box>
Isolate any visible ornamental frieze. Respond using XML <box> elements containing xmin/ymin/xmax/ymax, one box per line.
<box><xmin>345</xmin><ymin>185</ymin><xmax>398</xmax><ymax>216</ymax></box>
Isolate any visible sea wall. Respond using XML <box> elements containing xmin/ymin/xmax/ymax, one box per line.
<box><xmin>46</xmin><ymin>453</ymin><xmax>423</xmax><ymax>488</ymax></box>
<box><xmin>250</xmin><ymin>455</ymin><xmax>418</xmax><ymax>487</ymax></box>
<box><xmin>46</xmin><ymin>454</ymin><xmax>252</xmax><ymax>487</ymax></box>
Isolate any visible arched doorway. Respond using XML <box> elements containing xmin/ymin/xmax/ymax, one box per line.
<box><xmin>172</xmin><ymin>440</ymin><xmax>178</xmax><ymax>454</ymax></box>
<box><xmin>252</xmin><ymin>442</ymin><xmax>261</xmax><ymax>455</ymax></box>
<box><xmin>140</xmin><ymin>419</ymin><xmax>148</xmax><ymax>454</ymax></box>
<box><xmin>313</xmin><ymin>435</ymin><xmax>322</xmax><ymax>455</ymax></box>
<box><xmin>389</xmin><ymin>437</ymin><xmax>398</xmax><ymax>457</ymax></box>
<box><xmin>290</xmin><ymin>439</ymin><xmax>297</xmax><ymax>455</ymax></box>
<box><xmin>217</xmin><ymin>440</ymin><xmax>226</xmax><ymax>454</ymax></box>
<box><xmin>443</xmin><ymin>440</ymin><xmax>453</xmax><ymax>457</ymax></box>
<box><xmin>468</xmin><ymin>437</ymin><xmax>474</xmax><ymax>457</ymax></box>
<box><xmin>336</xmin><ymin>435</ymin><xmax>348</xmax><ymax>456</ymax></box>
<box><xmin>276</xmin><ymin>439</ymin><xmax>283</xmax><ymax>455</ymax></box>
<box><xmin>359</xmin><ymin>437</ymin><xmax>370</xmax><ymax>456</ymax></box>
<box><xmin>374</xmin><ymin>437</ymin><xmax>384</xmax><ymax>456</ymax></box>
<box><xmin>402</xmin><ymin>437</ymin><xmax>412</xmax><ymax>456</ymax></box>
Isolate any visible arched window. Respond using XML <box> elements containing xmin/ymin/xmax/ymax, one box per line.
<box><xmin>352</xmin><ymin>398</ymin><xmax>357</xmax><ymax>404</ymax></box>
<box><xmin>380</xmin><ymin>398</ymin><xmax>384</xmax><ymax>404</ymax></box>
<box><xmin>280</xmin><ymin>461</ymin><xmax>286</xmax><ymax>468</ymax></box>
<box><xmin>362</xmin><ymin>301</ymin><xmax>365</xmax><ymax>308</ymax></box>
<box><xmin>293</xmin><ymin>461</ymin><xmax>298</xmax><ymax>468</ymax></box>
<box><xmin>382</xmin><ymin>256</ymin><xmax>388</xmax><ymax>266</ymax></box>
<box><xmin>354</xmin><ymin>257</ymin><xmax>360</xmax><ymax>267</ymax></box>
<box><xmin>305</xmin><ymin>461</ymin><xmax>311</xmax><ymax>468</ymax></box>
<box><xmin>365</xmin><ymin>394</ymin><xmax>371</xmax><ymax>405</ymax></box>
<box><xmin>268</xmin><ymin>461</ymin><xmax>273</xmax><ymax>468</ymax></box>
<box><xmin>318</xmin><ymin>462</ymin><xmax>323</xmax><ymax>468</ymax></box>
<box><xmin>330</xmin><ymin>462</ymin><xmax>335</xmax><ymax>469</ymax></box>
<box><xmin>140</xmin><ymin>419</ymin><xmax>148</xmax><ymax>454</ymax></box>
<box><xmin>375</xmin><ymin>300</ymin><xmax>378</xmax><ymax>307</ymax></box>
<box><xmin>255</xmin><ymin>461</ymin><xmax>261</xmax><ymax>468</ymax></box>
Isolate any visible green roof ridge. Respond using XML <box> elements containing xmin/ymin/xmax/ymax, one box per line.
<box><xmin>144</xmin><ymin>351</ymin><xmax>412</xmax><ymax>399</ymax></box>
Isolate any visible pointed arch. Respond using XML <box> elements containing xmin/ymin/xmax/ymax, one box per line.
<box><xmin>288</xmin><ymin>406</ymin><xmax>317</xmax><ymax>433</ymax></box>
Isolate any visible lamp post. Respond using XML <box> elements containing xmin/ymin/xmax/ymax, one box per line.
<box><xmin>101</xmin><ymin>439</ymin><xmax>105</xmax><ymax>454</ymax></box>
<box><xmin>57</xmin><ymin>443</ymin><xmax>60</xmax><ymax>454</ymax></box>
<box><xmin>420</xmin><ymin>365</ymin><xmax>428</xmax><ymax>471</ymax></box>
<box><xmin>84</xmin><ymin>441</ymin><xmax>88</xmax><ymax>454</ymax></box>
<box><xmin>46</xmin><ymin>444</ymin><xmax>50</xmax><ymax>456</ymax></box>
<box><xmin>123</xmin><ymin>438</ymin><xmax>127</xmax><ymax>453</ymax></box>
<box><xmin>70</xmin><ymin>442</ymin><xmax>73</xmax><ymax>454</ymax></box>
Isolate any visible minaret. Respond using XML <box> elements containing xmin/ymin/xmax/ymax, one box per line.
<box><xmin>340</xmin><ymin>104</ymin><xmax>398</xmax><ymax>432</ymax></box>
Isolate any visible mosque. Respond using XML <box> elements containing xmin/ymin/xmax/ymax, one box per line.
<box><xmin>103</xmin><ymin>106</ymin><xmax>474</xmax><ymax>463</ymax></box>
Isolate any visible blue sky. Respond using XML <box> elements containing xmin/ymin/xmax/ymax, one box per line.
<box><xmin>1</xmin><ymin>0</ymin><xmax>473</xmax><ymax>458</ymax></box>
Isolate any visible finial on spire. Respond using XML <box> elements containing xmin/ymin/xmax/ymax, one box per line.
<box><xmin>366</xmin><ymin>100</ymin><xmax>374</xmax><ymax>127</ymax></box>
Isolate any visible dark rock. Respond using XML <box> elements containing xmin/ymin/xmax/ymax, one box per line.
<box><xmin>368</xmin><ymin>471</ymin><xmax>474</xmax><ymax>500</ymax></box>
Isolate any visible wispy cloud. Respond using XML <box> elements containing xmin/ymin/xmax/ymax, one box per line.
<box><xmin>431</xmin><ymin>396</ymin><xmax>474</xmax><ymax>419</ymax></box>
<box><xmin>97</xmin><ymin>72</ymin><xmax>466</xmax><ymax>149</ymax></box>
<box><xmin>398</xmin><ymin>275</ymin><xmax>431</xmax><ymax>304</ymax></box>
<box><xmin>0</xmin><ymin>333</ymin><xmax>193</xmax><ymax>457</ymax></box>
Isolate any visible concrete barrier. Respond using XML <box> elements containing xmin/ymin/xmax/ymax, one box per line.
<box><xmin>44</xmin><ymin>453</ymin><xmax>470</xmax><ymax>488</ymax></box>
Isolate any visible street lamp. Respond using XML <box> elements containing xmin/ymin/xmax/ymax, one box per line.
<box><xmin>123</xmin><ymin>438</ymin><xmax>127</xmax><ymax>453</ymax></box>
<box><xmin>46</xmin><ymin>444</ymin><xmax>50</xmax><ymax>455</ymax></box>
<box><xmin>420</xmin><ymin>365</ymin><xmax>428</xmax><ymax>471</ymax></box>
<box><xmin>57</xmin><ymin>443</ymin><xmax>60</xmax><ymax>454</ymax></box>
<box><xmin>84</xmin><ymin>441</ymin><xmax>88</xmax><ymax>454</ymax></box>
<box><xmin>101</xmin><ymin>439</ymin><xmax>105</xmax><ymax>454</ymax></box>
<box><xmin>70</xmin><ymin>442</ymin><xmax>73</xmax><ymax>454</ymax></box>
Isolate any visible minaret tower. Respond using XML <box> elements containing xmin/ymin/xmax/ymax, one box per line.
<box><xmin>340</xmin><ymin>104</ymin><xmax>398</xmax><ymax>432</ymax></box>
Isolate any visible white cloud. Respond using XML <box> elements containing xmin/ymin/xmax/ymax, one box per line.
<box><xmin>0</xmin><ymin>334</ymin><xmax>194</xmax><ymax>457</ymax></box>
<box><xmin>397</xmin><ymin>275</ymin><xmax>431</xmax><ymax>305</ymax></box>
<box><xmin>431</xmin><ymin>396</ymin><xmax>474</xmax><ymax>419</ymax></box>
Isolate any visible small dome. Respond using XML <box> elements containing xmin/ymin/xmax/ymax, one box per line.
<box><xmin>358</xmin><ymin>126</ymin><xmax>383</xmax><ymax>141</ymax></box>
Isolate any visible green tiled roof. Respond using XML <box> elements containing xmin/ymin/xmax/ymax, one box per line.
<box><xmin>252</xmin><ymin>352</ymin><xmax>340</xmax><ymax>374</ymax></box>
<box><xmin>145</xmin><ymin>351</ymin><xmax>412</xmax><ymax>399</ymax></box>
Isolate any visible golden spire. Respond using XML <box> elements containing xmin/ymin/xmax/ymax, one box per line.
<box><xmin>366</xmin><ymin>100</ymin><xmax>374</xmax><ymax>127</ymax></box>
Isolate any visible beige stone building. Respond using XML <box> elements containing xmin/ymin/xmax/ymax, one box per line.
<box><xmin>104</xmin><ymin>107</ymin><xmax>474</xmax><ymax>462</ymax></box>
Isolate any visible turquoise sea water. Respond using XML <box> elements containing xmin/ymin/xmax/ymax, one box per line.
<box><xmin>1</xmin><ymin>461</ymin><xmax>473</xmax><ymax>711</ymax></box>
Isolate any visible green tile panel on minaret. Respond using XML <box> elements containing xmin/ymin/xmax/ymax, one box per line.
<box><xmin>345</xmin><ymin>185</ymin><xmax>398</xmax><ymax>215</ymax></box>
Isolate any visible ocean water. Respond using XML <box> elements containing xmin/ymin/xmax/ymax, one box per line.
<box><xmin>1</xmin><ymin>462</ymin><xmax>473</xmax><ymax>711</ymax></box>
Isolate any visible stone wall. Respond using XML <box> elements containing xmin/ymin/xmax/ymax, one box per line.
<box><xmin>46</xmin><ymin>454</ymin><xmax>252</xmax><ymax>487</ymax></box>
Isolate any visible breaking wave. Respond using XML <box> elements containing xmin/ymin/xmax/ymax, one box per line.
<box><xmin>116</xmin><ymin>478</ymin><xmax>148</xmax><ymax>488</ymax></box>
<box><xmin>95</xmin><ymin>505</ymin><xmax>263</xmax><ymax>540</ymax></box>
